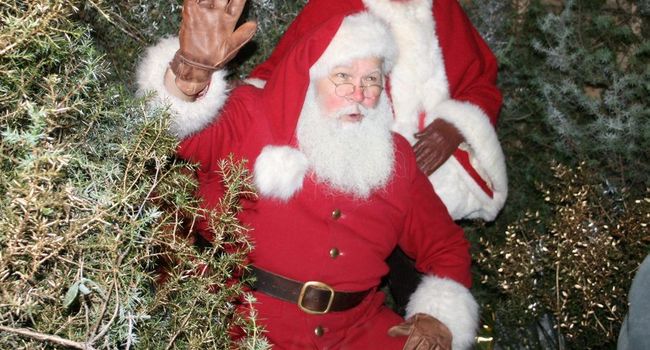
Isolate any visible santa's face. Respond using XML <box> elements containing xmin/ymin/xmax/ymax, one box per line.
<box><xmin>296</xmin><ymin>68</ymin><xmax>395</xmax><ymax>198</ymax></box>
<box><xmin>314</xmin><ymin>57</ymin><xmax>383</xmax><ymax>123</ymax></box>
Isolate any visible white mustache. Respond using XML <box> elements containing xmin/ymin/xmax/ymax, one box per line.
<box><xmin>332</xmin><ymin>104</ymin><xmax>370</xmax><ymax>119</ymax></box>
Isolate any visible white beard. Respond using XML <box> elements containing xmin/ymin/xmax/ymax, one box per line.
<box><xmin>296</xmin><ymin>87</ymin><xmax>395</xmax><ymax>198</ymax></box>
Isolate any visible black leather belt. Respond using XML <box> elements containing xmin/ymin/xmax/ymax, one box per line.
<box><xmin>249</xmin><ymin>265</ymin><xmax>372</xmax><ymax>314</ymax></box>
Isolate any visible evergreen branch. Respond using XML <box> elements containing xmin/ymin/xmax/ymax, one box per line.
<box><xmin>89</xmin><ymin>277</ymin><xmax>116</xmax><ymax>340</ymax></box>
<box><xmin>89</xmin><ymin>247</ymin><xmax>129</xmax><ymax>345</ymax></box>
<box><xmin>135</xmin><ymin>157</ymin><xmax>161</xmax><ymax>219</ymax></box>
<box><xmin>86</xmin><ymin>0</ymin><xmax>145</xmax><ymax>43</ymax></box>
<box><xmin>121</xmin><ymin>122</ymin><xmax>165</xmax><ymax>196</ymax></box>
<box><xmin>89</xmin><ymin>281</ymin><xmax>121</xmax><ymax>346</ymax></box>
<box><xmin>164</xmin><ymin>299</ymin><xmax>198</xmax><ymax>350</ymax></box>
<box><xmin>0</xmin><ymin>325</ymin><xmax>97</xmax><ymax>350</ymax></box>
<box><xmin>0</xmin><ymin>0</ymin><xmax>67</xmax><ymax>56</ymax></box>
<box><xmin>28</xmin><ymin>216</ymin><xmax>103</xmax><ymax>280</ymax></box>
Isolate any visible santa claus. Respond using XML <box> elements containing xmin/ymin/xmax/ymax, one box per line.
<box><xmin>246</xmin><ymin>0</ymin><xmax>509</xmax><ymax>318</ymax></box>
<box><xmin>136</xmin><ymin>1</ymin><xmax>479</xmax><ymax>349</ymax></box>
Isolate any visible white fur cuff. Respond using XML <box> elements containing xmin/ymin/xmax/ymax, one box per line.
<box><xmin>427</xmin><ymin>100</ymin><xmax>508</xmax><ymax>221</ymax></box>
<box><xmin>254</xmin><ymin>146</ymin><xmax>308</xmax><ymax>201</ymax></box>
<box><xmin>406</xmin><ymin>275</ymin><xmax>479</xmax><ymax>350</ymax></box>
<box><xmin>135</xmin><ymin>36</ymin><xmax>229</xmax><ymax>139</ymax></box>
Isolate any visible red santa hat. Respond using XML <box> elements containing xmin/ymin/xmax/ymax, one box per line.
<box><xmin>253</xmin><ymin>12</ymin><xmax>397</xmax><ymax>200</ymax></box>
<box><xmin>260</xmin><ymin>11</ymin><xmax>395</xmax><ymax>144</ymax></box>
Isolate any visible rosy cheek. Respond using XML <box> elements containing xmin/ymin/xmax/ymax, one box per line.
<box><xmin>323</xmin><ymin>95</ymin><xmax>344</xmax><ymax>114</ymax></box>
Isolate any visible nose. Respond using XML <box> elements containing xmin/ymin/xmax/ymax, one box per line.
<box><xmin>348</xmin><ymin>84</ymin><xmax>365</xmax><ymax>103</ymax></box>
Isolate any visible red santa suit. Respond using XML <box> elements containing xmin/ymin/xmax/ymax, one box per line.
<box><xmin>137</xmin><ymin>12</ymin><xmax>478</xmax><ymax>350</ymax></box>
<box><xmin>247</xmin><ymin>0</ymin><xmax>508</xmax><ymax>222</ymax></box>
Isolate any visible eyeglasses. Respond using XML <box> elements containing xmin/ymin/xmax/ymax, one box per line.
<box><xmin>328</xmin><ymin>73</ymin><xmax>384</xmax><ymax>99</ymax></box>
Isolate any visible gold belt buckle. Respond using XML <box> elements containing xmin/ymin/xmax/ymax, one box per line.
<box><xmin>298</xmin><ymin>281</ymin><xmax>335</xmax><ymax>314</ymax></box>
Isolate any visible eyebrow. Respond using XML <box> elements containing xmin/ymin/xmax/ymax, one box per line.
<box><xmin>330</xmin><ymin>68</ymin><xmax>383</xmax><ymax>76</ymax></box>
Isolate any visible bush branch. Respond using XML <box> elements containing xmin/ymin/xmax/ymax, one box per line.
<box><xmin>0</xmin><ymin>325</ymin><xmax>97</xmax><ymax>350</ymax></box>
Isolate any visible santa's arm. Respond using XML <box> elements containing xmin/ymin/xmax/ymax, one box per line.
<box><xmin>398</xmin><ymin>153</ymin><xmax>478</xmax><ymax>349</ymax></box>
<box><xmin>135</xmin><ymin>0</ymin><xmax>256</xmax><ymax>139</ymax></box>
<box><xmin>434</xmin><ymin>0</ymin><xmax>501</xmax><ymax>125</ymax></box>
<box><xmin>138</xmin><ymin>36</ymin><xmax>258</xmax><ymax>174</ymax></box>
<box><xmin>419</xmin><ymin>0</ymin><xmax>507</xmax><ymax>222</ymax></box>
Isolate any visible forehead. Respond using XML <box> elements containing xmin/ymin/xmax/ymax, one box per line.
<box><xmin>330</xmin><ymin>57</ymin><xmax>382</xmax><ymax>73</ymax></box>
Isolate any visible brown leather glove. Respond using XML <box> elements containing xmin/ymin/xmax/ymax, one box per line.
<box><xmin>171</xmin><ymin>0</ymin><xmax>257</xmax><ymax>96</ymax></box>
<box><xmin>413</xmin><ymin>118</ymin><xmax>464</xmax><ymax>176</ymax></box>
<box><xmin>388</xmin><ymin>313</ymin><xmax>452</xmax><ymax>350</ymax></box>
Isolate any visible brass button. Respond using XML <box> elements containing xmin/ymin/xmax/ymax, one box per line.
<box><xmin>329</xmin><ymin>248</ymin><xmax>340</xmax><ymax>259</ymax></box>
<box><xmin>314</xmin><ymin>325</ymin><xmax>324</xmax><ymax>337</ymax></box>
<box><xmin>331</xmin><ymin>208</ymin><xmax>341</xmax><ymax>220</ymax></box>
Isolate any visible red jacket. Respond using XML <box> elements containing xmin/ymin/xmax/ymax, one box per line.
<box><xmin>176</xmin><ymin>85</ymin><xmax>473</xmax><ymax>348</ymax></box>
<box><xmin>178</xmin><ymin>86</ymin><xmax>472</xmax><ymax>290</ymax></box>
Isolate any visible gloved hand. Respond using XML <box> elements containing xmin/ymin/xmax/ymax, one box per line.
<box><xmin>170</xmin><ymin>0</ymin><xmax>257</xmax><ymax>96</ymax></box>
<box><xmin>413</xmin><ymin>118</ymin><xmax>464</xmax><ymax>176</ymax></box>
<box><xmin>388</xmin><ymin>313</ymin><xmax>452</xmax><ymax>350</ymax></box>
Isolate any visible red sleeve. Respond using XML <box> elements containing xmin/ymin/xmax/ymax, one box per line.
<box><xmin>397</xmin><ymin>139</ymin><xmax>472</xmax><ymax>288</ymax></box>
<box><xmin>175</xmin><ymin>87</ymin><xmax>261</xmax><ymax>242</ymax></box>
<box><xmin>176</xmin><ymin>87</ymin><xmax>257</xmax><ymax>175</ymax></box>
<box><xmin>248</xmin><ymin>0</ymin><xmax>363</xmax><ymax>81</ymax></box>
<box><xmin>434</xmin><ymin>0</ymin><xmax>502</xmax><ymax>125</ymax></box>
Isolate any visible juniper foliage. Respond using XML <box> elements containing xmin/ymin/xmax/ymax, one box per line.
<box><xmin>0</xmin><ymin>1</ymin><xmax>267</xmax><ymax>349</ymax></box>
<box><xmin>532</xmin><ymin>0</ymin><xmax>649</xmax><ymax>188</ymax></box>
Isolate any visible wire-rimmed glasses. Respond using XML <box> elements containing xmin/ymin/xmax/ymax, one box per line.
<box><xmin>328</xmin><ymin>73</ymin><xmax>384</xmax><ymax>99</ymax></box>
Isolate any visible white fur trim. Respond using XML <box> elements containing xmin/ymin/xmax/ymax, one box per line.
<box><xmin>363</xmin><ymin>0</ymin><xmax>508</xmax><ymax>220</ymax></box>
<box><xmin>243</xmin><ymin>77</ymin><xmax>266</xmax><ymax>89</ymax></box>
<box><xmin>365</xmin><ymin>0</ymin><xmax>449</xmax><ymax>141</ymax></box>
<box><xmin>310</xmin><ymin>12</ymin><xmax>397</xmax><ymax>79</ymax></box>
<box><xmin>406</xmin><ymin>275</ymin><xmax>479</xmax><ymax>350</ymax></box>
<box><xmin>135</xmin><ymin>36</ymin><xmax>229</xmax><ymax>139</ymax></box>
<box><xmin>362</xmin><ymin>0</ymin><xmax>508</xmax><ymax>220</ymax></box>
<box><xmin>253</xmin><ymin>146</ymin><xmax>308</xmax><ymax>200</ymax></box>
<box><xmin>426</xmin><ymin>100</ymin><xmax>508</xmax><ymax>221</ymax></box>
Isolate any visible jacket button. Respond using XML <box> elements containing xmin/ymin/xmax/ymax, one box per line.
<box><xmin>314</xmin><ymin>325</ymin><xmax>324</xmax><ymax>337</ymax></box>
<box><xmin>329</xmin><ymin>248</ymin><xmax>340</xmax><ymax>259</ymax></box>
<box><xmin>331</xmin><ymin>208</ymin><xmax>341</xmax><ymax>220</ymax></box>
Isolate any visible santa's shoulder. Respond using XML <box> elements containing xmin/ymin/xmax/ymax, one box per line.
<box><xmin>390</xmin><ymin>132</ymin><xmax>419</xmax><ymax>172</ymax></box>
<box><xmin>391</xmin><ymin>132</ymin><xmax>414</xmax><ymax>154</ymax></box>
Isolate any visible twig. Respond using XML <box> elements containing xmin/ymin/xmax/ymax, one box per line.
<box><xmin>90</xmin><ymin>282</ymin><xmax>121</xmax><ymax>344</ymax></box>
<box><xmin>90</xmin><ymin>247</ymin><xmax>130</xmax><ymax>345</ymax></box>
<box><xmin>555</xmin><ymin>262</ymin><xmax>563</xmax><ymax>350</ymax></box>
<box><xmin>135</xmin><ymin>158</ymin><xmax>162</xmax><ymax>219</ymax></box>
<box><xmin>86</xmin><ymin>0</ymin><xmax>144</xmax><ymax>43</ymax></box>
<box><xmin>89</xmin><ymin>237</ymin><xmax>122</xmax><ymax>339</ymax></box>
<box><xmin>125</xmin><ymin>313</ymin><xmax>134</xmax><ymax>350</ymax></box>
<box><xmin>165</xmin><ymin>299</ymin><xmax>198</xmax><ymax>350</ymax></box>
<box><xmin>0</xmin><ymin>325</ymin><xmax>97</xmax><ymax>350</ymax></box>
<box><xmin>90</xmin><ymin>277</ymin><xmax>116</xmax><ymax>338</ymax></box>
